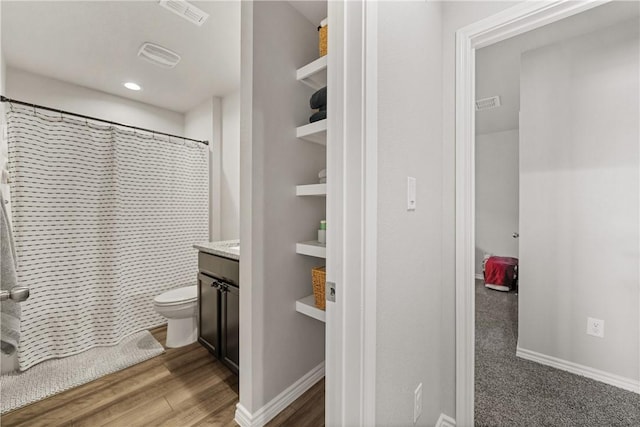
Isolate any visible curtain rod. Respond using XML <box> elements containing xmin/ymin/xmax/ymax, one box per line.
<box><xmin>0</xmin><ymin>95</ymin><xmax>209</xmax><ymax>146</ymax></box>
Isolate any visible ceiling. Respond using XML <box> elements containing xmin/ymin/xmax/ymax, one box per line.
<box><xmin>2</xmin><ymin>0</ymin><xmax>240</xmax><ymax>113</ymax></box>
<box><xmin>288</xmin><ymin>1</ymin><xmax>326</xmax><ymax>27</ymax></box>
<box><xmin>476</xmin><ymin>0</ymin><xmax>639</xmax><ymax>135</ymax></box>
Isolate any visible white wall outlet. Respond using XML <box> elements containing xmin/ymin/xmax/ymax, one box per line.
<box><xmin>407</xmin><ymin>177</ymin><xmax>416</xmax><ymax>211</ymax></box>
<box><xmin>413</xmin><ymin>382</ymin><xmax>423</xmax><ymax>423</ymax></box>
<box><xmin>587</xmin><ymin>317</ymin><xmax>604</xmax><ymax>338</ymax></box>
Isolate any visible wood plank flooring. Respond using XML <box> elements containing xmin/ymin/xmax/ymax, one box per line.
<box><xmin>1</xmin><ymin>327</ymin><xmax>324</xmax><ymax>427</ymax></box>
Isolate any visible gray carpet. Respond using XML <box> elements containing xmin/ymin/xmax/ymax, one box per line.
<box><xmin>475</xmin><ymin>280</ymin><xmax>640</xmax><ymax>426</ymax></box>
<box><xmin>0</xmin><ymin>330</ymin><xmax>164</xmax><ymax>414</ymax></box>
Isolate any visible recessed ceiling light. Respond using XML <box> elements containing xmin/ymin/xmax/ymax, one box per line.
<box><xmin>124</xmin><ymin>82</ymin><xmax>142</xmax><ymax>91</ymax></box>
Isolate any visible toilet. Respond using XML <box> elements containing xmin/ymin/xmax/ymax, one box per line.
<box><xmin>153</xmin><ymin>285</ymin><xmax>198</xmax><ymax>348</ymax></box>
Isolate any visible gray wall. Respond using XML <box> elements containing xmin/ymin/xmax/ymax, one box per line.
<box><xmin>0</xmin><ymin>2</ymin><xmax>4</xmax><ymax>95</ymax></box>
<box><xmin>185</xmin><ymin>97</ymin><xmax>218</xmax><ymax>241</ymax></box>
<box><xmin>518</xmin><ymin>20</ymin><xmax>639</xmax><ymax>381</ymax></box>
<box><xmin>475</xmin><ymin>129</ymin><xmax>519</xmax><ymax>275</ymax></box>
<box><xmin>221</xmin><ymin>90</ymin><xmax>240</xmax><ymax>240</ymax></box>
<box><xmin>184</xmin><ymin>91</ymin><xmax>241</xmax><ymax>242</ymax></box>
<box><xmin>239</xmin><ymin>0</ymin><xmax>326</xmax><ymax>413</ymax></box>
<box><xmin>375</xmin><ymin>2</ymin><xmax>443</xmax><ymax>425</ymax></box>
<box><xmin>440</xmin><ymin>1</ymin><xmax>520</xmax><ymax>418</ymax></box>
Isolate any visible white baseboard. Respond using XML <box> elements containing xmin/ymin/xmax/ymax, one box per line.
<box><xmin>474</xmin><ymin>273</ymin><xmax>483</xmax><ymax>281</ymax></box>
<box><xmin>234</xmin><ymin>403</ymin><xmax>253</xmax><ymax>427</ymax></box>
<box><xmin>516</xmin><ymin>346</ymin><xmax>640</xmax><ymax>394</ymax></box>
<box><xmin>234</xmin><ymin>362</ymin><xmax>325</xmax><ymax>427</ymax></box>
<box><xmin>435</xmin><ymin>412</ymin><xmax>456</xmax><ymax>427</ymax></box>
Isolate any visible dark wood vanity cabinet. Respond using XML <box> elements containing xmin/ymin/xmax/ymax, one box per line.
<box><xmin>197</xmin><ymin>273</ymin><xmax>221</xmax><ymax>356</ymax></box>
<box><xmin>220</xmin><ymin>283</ymin><xmax>239</xmax><ymax>372</ymax></box>
<box><xmin>197</xmin><ymin>252</ymin><xmax>239</xmax><ymax>375</ymax></box>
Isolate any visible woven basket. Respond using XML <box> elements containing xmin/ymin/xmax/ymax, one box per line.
<box><xmin>319</xmin><ymin>25</ymin><xmax>328</xmax><ymax>57</ymax></box>
<box><xmin>312</xmin><ymin>266</ymin><xmax>326</xmax><ymax>310</ymax></box>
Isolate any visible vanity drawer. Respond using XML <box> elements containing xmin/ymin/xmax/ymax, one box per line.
<box><xmin>198</xmin><ymin>252</ymin><xmax>239</xmax><ymax>286</ymax></box>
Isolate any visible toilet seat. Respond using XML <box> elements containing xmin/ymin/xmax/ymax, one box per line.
<box><xmin>154</xmin><ymin>285</ymin><xmax>197</xmax><ymax>306</ymax></box>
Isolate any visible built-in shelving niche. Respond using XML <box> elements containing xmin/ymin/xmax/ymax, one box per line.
<box><xmin>295</xmin><ymin>54</ymin><xmax>328</xmax><ymax>322</ymax></box>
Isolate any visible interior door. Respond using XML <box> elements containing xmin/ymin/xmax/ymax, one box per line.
<box><xmin>475</xmin><ymin>127</ymin><xmax>520</xmax><ymax>272</ymax></box>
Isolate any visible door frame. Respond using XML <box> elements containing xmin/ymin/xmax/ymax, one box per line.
<box><xmin>326</xmin><ymin>0</ymin><xmax>378</xmax><ymax>426</ymax></box>
<box><xmin>454</xmin><ymin>1</ymin><xmax>610</xmax><ymax>425</ymax></box>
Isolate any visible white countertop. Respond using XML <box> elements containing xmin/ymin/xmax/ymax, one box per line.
<box><xmin>193</xmin><ymin>240</ymin><xmax>240</xmax><ymax>261</ymax></box>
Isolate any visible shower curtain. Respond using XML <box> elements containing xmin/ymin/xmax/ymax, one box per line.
<box><xmin>6</xmin><ymin>105</ymin><xmax>209</xmax><ymax>371</ymax></box>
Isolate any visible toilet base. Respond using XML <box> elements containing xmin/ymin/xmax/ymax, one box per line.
<box><xmin>165</xmin><ymin>317</ymin><xmax>198</xmax><ymax>348</ymax></box>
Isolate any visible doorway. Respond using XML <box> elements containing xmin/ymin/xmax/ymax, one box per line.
<box><xmin>457</xmin><ymin>1</ymin><xmax>640</xmax><ymax>425</ymax></box>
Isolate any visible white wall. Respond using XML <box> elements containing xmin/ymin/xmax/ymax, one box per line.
<box><xmin>5</xmin><ymin>67</ymin><xmax>184</xmax><ymax>135</ymax></box>
<box><xmin>184</xmin><ymin>91</ymin><xmax>241</xmax><ymax>242</ymax></box>
<box><xmin>0</xmin><ymin>1</ymin><xmax>16</xmax><ymax>375</ymax></box>
<box><xmin>0</xmin><ymin>2</ymin><xmax>5</xmax><ymax>96</ymax></box>
<box><xmin>221</xmin><ymin>90</ymin><xmax>240</xmax><ymax>240</ymax></box>
<box><xmin>184</xmin><ymin>97</ymin><xmax>221</xmax><ymax>242</ymax></box>
<box><xmin>440</xmin><ymin>1</ymin><xmax>520</xmax><ymax>418</ymax></box>
<box><xmin>475</xmin><ymin>129</ymin><xmax>519</xmax><ymax>275</ymax></box>
<box><xmin>518</xmin><ymin>20</ymin><xmax>639</xmax><ymax>381</ymax></box>
<box><xmin>375</xmin><ymin>2</ymin><xmax>443</xmax><ymax>425</ymax></box>
<box><xmin>239</xmin><ymin>0</ymin><xmax>326</xmax><ymax>415</ymax></box>
<box><xmin>0</xmin><ymin>0</ymin><xmax>7</xmax><ymax>182</ymax></box>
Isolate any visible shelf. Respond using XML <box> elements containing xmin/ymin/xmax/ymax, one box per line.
<box><xmin>296</xmin><ymin>183</ymin><xmax>327</xmax><ymax>196</ymax></box>
<box><xmin>296</xmin><ymin>120</ymin><xmax>327</xmax><ymax>145</ymax></box>
<box><xmin>296</xmin><ymin>294</ymin><xmax>326</xmax><ymax>322</ymax></box>
<box><xmin>296</xmin><ymin>241</ymin><xmax>326</xmax><ymax>258</ymax></box>
<box><xmin>296</xmin><ymin>56</ymin><xmax>327</xmax><ymax>90</ymax></box>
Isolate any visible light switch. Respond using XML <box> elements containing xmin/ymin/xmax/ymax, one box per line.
<box><xmin>407</xmin><ymin>177</ymin><xmax>416</xmax><ymax>211</ymax></box>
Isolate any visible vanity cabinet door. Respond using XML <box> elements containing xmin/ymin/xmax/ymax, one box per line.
<box><xmin>198</xmin><ymin>273</ymin><xmax>220</xmax><ymax>357</ymax></box>
<box><xmin>221</xmin><ymin>284</ymin><xmax>239</xmax><ymax>374</ymax></box>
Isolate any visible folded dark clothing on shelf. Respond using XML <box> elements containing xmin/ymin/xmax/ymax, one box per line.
<box><xmin>309</xmin><ymin>110</ymin><xmax>327</xmax><ymax>123</ymax></box>
<box><xmin>310</xmin><ymin>87</ymin><xmax>327</xmax><ymax>109</ymax></box>
<box><xmin>318</xmin><ymin>104</ymin><xmax>326</xmax><ymax>112</ymax></box>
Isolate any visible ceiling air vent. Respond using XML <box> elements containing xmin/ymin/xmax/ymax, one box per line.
<box><xmin>159</xmin><ymin>0</ymin><xmax>209</xmax><ymax>26</ymax></box>
<box><xmin>138</xmin><ymin>42</ymin><xmax>181</xmax><ymax>68</ymax></box>
<box><xmin>475</xmin><ymin>96</ymin><xmax>502</xmax><ymax>111</ymax></box>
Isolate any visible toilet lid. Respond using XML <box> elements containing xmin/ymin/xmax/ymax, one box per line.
<box><xmin>154</xmin><ymin>285</ymin><xmax>197</xmax><ymax>305</ymax></box>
